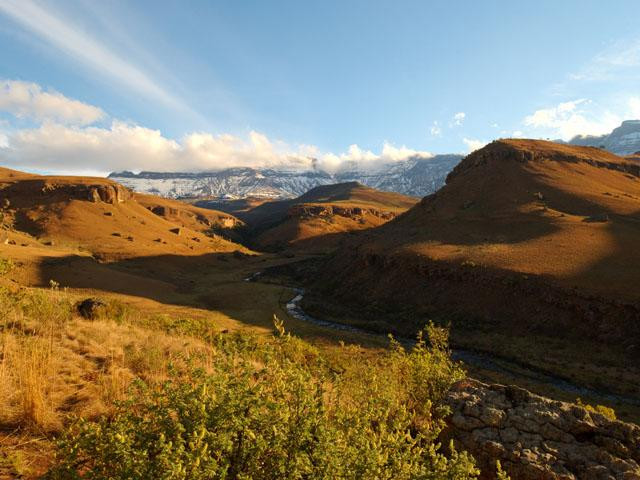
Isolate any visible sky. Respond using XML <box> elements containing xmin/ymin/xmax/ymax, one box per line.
<box><xmin>1</xmin><ymin>0</ymin><xmax>640</xmax><ymax>175</ymax></box>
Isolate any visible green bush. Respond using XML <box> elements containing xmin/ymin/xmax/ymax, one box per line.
<box><xmin>576</xmin><ymin>398</ymin><xmax>617</xmax><ymax>421</ymax></box>
<box><xmin>45</xmin><ymin>324</ymin><xmax>478</xmax><ymax>480</ymax></box>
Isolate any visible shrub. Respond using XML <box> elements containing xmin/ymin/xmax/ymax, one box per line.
<box><xmin>0</xmin><ymin>256</ymin><xmax>14</xmax><ymax>275</ymax></box>
<box><xmin>45</xmin><ymin>324</ymin><xmax>478</xmax><ymax>479</ymax></box>
<box><xmin>576</xmin><ymin>398</ymin><xmax>617</xmax><ymax>421</ymax></box>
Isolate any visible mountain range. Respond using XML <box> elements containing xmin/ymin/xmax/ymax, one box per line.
<box><xmin>108</xmin><ymin>154</ymin><xmax>463</xmax><ymax>199</ymax></box>
<box><xmin>567</xmin><ymin>119</ymin><xmax>640</xmax><ymax>155</ymax></box>
<box><xmin>108</xmin><ymin>120</ymin><xmax>640</xmax><ymax>201</ymax></box>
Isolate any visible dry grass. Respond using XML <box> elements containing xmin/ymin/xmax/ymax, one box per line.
<box><xmin>0</xmin><ymin>284</ymin><xmax>216</xmax><ymax>473</ymax></box>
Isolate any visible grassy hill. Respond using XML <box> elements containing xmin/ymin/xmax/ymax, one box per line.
<box><xmin>228</xmin><ymin>182</ymin><xmax>418</xmax><ymax>251</ymax></box>
<box><xmin>0</xmin><ymin>168</ymin><xmax>247</xmax><ymax>262</ymax></box>
<box><xmin>305</xmin><ymin>140</ymin><xmax>640</xmax><ymax>403</ymax></box>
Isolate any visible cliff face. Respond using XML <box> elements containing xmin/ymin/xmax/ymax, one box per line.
<box><xmin>85</xmin><ymin>184</ymin><xmax>131</xmax><ymax>204</ymax></box>
<box><xmin>287</xmin><ymin>204</ymin><xmax>397</xmax><ymax>221</ymax></box>
<box><xmin>1</xmin><ymin>178</ymin><xmax>132</xmax><ymax>207</ymax></box>
<box><xmin>444</xmin><ymin>380</ymin><xmax>640</xmax><ymax>480</ymax></box>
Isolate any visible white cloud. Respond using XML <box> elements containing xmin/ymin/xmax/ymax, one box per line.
<box><xmin>512</xmin><ymin>130</ymin><xmax>524</xmax><ymax>137</ymax></box>
<box><xmin>451</xmin><ymin>112</ymin><xmax>466</xmax><ymax>127</ymax></box>
<box><xmin>0</xmin><ymin>0</ymin><xmax>187</xmax><ymax>113</ymax></box>
<box><xmin>629</xmin><ymin>97</ymin><xmax>640</xmax><ymax>118</ymax></box>
<box><xmin>0</xmin><ymin>79</ymin><xmax>105</xmax><ymax>125</ymax></box>
<box><xmin>430</xmin><ymin>121</ymin><xmax>442</xmax><ymax>137</ymax></box>
<box><xmin>462</xmin><ymin>138</ymin><xmax>487</xmax><ymax>153</ymax></box>
<box><xmin>0</xmin><ymin>121</ymin><xmax>433</xmax><ymax>175</ymax></box>
<box><xmin>523</xmin><ymin>99</ymin><xmax>621</xmax><ymax>140</ymax></box>
<box><xmin>0</xmin><ymin>78</ymin><xmax>433</xmax><ymax>175</ymax></box>
<box><xmin>569</xmin><ymin>39</ymin><xmax>640</xmax><ymax>83</ymax></box>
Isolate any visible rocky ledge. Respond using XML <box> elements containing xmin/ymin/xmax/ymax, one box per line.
<box><xmin>86</xmin><ymin>183</ymin><xmax>131</xmax><ymax>204</ymax></box>
<box><xmin>288</xmin><ymin>204</ymin><xmax>396</xmax><ymax>221</ymax></box>
<box><xmin>443</xmin><ymin>379</ymin><xmax>640</xmax><ymax>480</ymax></box>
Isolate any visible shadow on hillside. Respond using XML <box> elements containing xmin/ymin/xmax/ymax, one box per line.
<box><xmin>33</xmin><ymin>250</ymin><xmax>319</xmax><ymax>335</ymax></box>
<box><xmin>366</xmin><ymin>166</ymin><xmax>640</xmax><ymax>249</ymax></box>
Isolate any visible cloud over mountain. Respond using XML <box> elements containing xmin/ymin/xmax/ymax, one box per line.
<box><xmin>0</xmin><ymin>79</ymin><xmax>432</xmax><ymax>175</ymax></box>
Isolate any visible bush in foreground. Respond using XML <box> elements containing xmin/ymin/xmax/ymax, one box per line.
<box><xmin>45</xmin><ymin>322</ymin><xmax>479</xmax><ymax>480</ymax></box>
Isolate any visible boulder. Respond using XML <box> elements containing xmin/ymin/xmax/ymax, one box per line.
<box><xmin>443</xmin><ymin>379</ymin><xmax>640</xmax><ymax>479</ymax></box>
<box><xmin>76</xmin><ymin>298</ymin><xmax>107</xmax><ymax>320</ymax></box>
<box><xmin>584</xmin><ymin>213</ymin><xmax>610</xmax><ymax>223</ymax></box>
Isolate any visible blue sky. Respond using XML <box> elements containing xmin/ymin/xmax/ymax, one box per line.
<box><xmin>1</xmin><ymin>0</ymin><xmax>640</xmax><ymax>175</ymax></box>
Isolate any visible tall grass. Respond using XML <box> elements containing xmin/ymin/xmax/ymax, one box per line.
<box><xmin>1</xmin><ymin>284</ymin><xmax>479</xmax><ymax>479</ymax></box>
<box><xmin>0</xmin><ymin>284</ymin><xmax>214</xmax><ymax>437</ymax></box>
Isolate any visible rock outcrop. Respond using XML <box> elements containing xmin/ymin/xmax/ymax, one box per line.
<box><xmin>1</xmin><ymin>179</ymin><xmax>132</xmax><ymax>208</ymax></box>
<box><xmin>444</xmin><ymin>379</ymin><xmax>640</xmax><ymax>479</ymax></box>
<box><xmin>288</xmin><ymin>204</ymin><xmax>396</xmax><ymax>221</ymax></box>
<box><xmin>86</xmin><ymin>183</ymin><xmax>131</xmax><ymax>204</ymax></box>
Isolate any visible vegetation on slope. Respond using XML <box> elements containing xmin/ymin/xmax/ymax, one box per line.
<box><xmin>0</xmin><ymin>280</ymin><xmax>479</xmax><ymax>479</ymax></box>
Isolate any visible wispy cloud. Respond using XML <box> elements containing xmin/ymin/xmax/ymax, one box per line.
<box><xmin>451</xmin><ymin>112</ymin><xmax>465</xmax><ymax>127</ymax></box>
<box><xmin>0</xmin><ymin>0</ymin><xmax>190</xmax><ymax>113</ymax></box>
<box><xmin>429</xmin><ymin>121</ymin><xmax>442</xmax><ymax>137</ymax></box>
<box><xmin>569</xmin><ymin>38</ymin><xmax>640</xmax><ymax>83</ymax></box>
<box><xmin>0</xmin><ymin>79</ymin><xmax>105</xmax><ymax>125</ymax></box>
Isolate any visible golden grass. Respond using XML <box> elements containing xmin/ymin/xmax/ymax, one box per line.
<box><xmin>0</xmin><ymin>285</ymin><xmax>215</xmax><ymax>438</ymax></box>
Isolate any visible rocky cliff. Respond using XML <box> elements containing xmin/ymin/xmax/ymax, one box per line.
<box><xmin>1</xmin><ymin>178</ymin><xmax>132</xmax><ymax>208</ymax></box>
<box><xmin>288</xmin><ymin>204</ymin><xmax>397</xmax><ymax>221</ymax></box>
<box><xmin>444</xmin><ymin>380</ymin><xmax>640</xmax><ymax>479</ymax></box>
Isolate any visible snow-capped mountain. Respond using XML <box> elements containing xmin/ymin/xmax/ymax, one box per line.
<box><xmin>568</xmin><ymin>120</ymin><xmax>640</xmax><ymax>156</ymax></box>
<box><xmin>108</xmin><ymin>154</ymin><xmax>463</xmax><ymax>199</ymax></box>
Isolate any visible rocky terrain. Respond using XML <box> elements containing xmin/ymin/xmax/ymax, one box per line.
<box><xmin>287</xmin><ymin>204</ymin><xmax>397</xmax><ymax>221</ymax></box>
<box><xmin>445</xmin><ymin>380</ymin><xmax>640</xmax><ymax>479</ymax></box>
<box><xmin>108</xmin><ymin>154</ymin><xmax>462</xmax><ymax>199</ymax></box>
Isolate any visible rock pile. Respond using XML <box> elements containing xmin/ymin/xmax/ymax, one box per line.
<box><xmin>443</xmin><ymin>379</ymin><xmax>640</xmax><ymax>479</ymax></box>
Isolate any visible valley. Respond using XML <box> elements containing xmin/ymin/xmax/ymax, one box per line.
<box><xmin>3</xmin><ymin>4</ymin><xmax>640</xmax><ymax>477</ymax></box>
<box><xmin>1</xmin><ymin>141</ymin><xmax>640</xmax><ymax>479</ymax></box>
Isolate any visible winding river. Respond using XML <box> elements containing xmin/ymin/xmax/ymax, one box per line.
<box><xmin>283</xmin><ymin>286</ymin><xmax>640</xmax><ymax>408</ymax></box>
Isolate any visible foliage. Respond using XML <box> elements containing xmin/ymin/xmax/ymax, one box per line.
<box><xmin>495</xmin><ymin>461</ymin><xmax>511</xmax><ymax>480</ymax></box>
<box><xmin>45</xmin><ymin>323</ymin><xmax>478</xmax><ymax>480</ymax></box>
<box><xmin>0</xmin><ymin>256</ymin><xmax>14</xmax><ymax>275</ymax></box>
<box><xmin>576</xmin><ymin>398</ymin><xmax>617</xmax><ymax>421</ymax></box>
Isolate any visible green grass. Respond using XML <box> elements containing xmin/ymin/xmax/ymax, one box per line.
<box><xmin>44</xmin><ymin>322</ymin><xmax>478</xmax><ymax>479</ymax></box>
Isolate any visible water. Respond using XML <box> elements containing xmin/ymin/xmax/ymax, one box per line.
<box><xmin>285</xmin><ymin>287</ymin><xmax>640</xmax><ymax>407</ymax></box>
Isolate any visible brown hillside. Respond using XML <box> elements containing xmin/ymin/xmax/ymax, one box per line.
<box><xmin>243</xmin><ymin>182</ymin><xmax>418</xmax><ymax>251</ymax></box>
<box><xmin>134</xmin><ymin>193</ymin><xmax>243</xmax><ymax>239</ymax></box>
<box><xmin>306</xmin><ymin>140</ymin><xmax>640</xmax><ymax>397</ymax></box>
<box><xmin>368</xmin><ymin>139</ymin><xmax>640</xmax><ymax>298</ymax></box>
<box><xmin>0</xmin><ymin>169</ymin><xmax>248</xmax><ymax>261</ymax></box>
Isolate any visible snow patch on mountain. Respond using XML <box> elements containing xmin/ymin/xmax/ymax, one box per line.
<box><xmin>109</xmin><ymin>155</ymin><xmax>463</xmax><ymax>199</ymax></box>
<box><xmin>568</xmin><ymin>120</ymin><xmax>640</xmax><ymax>156</ymax></box>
